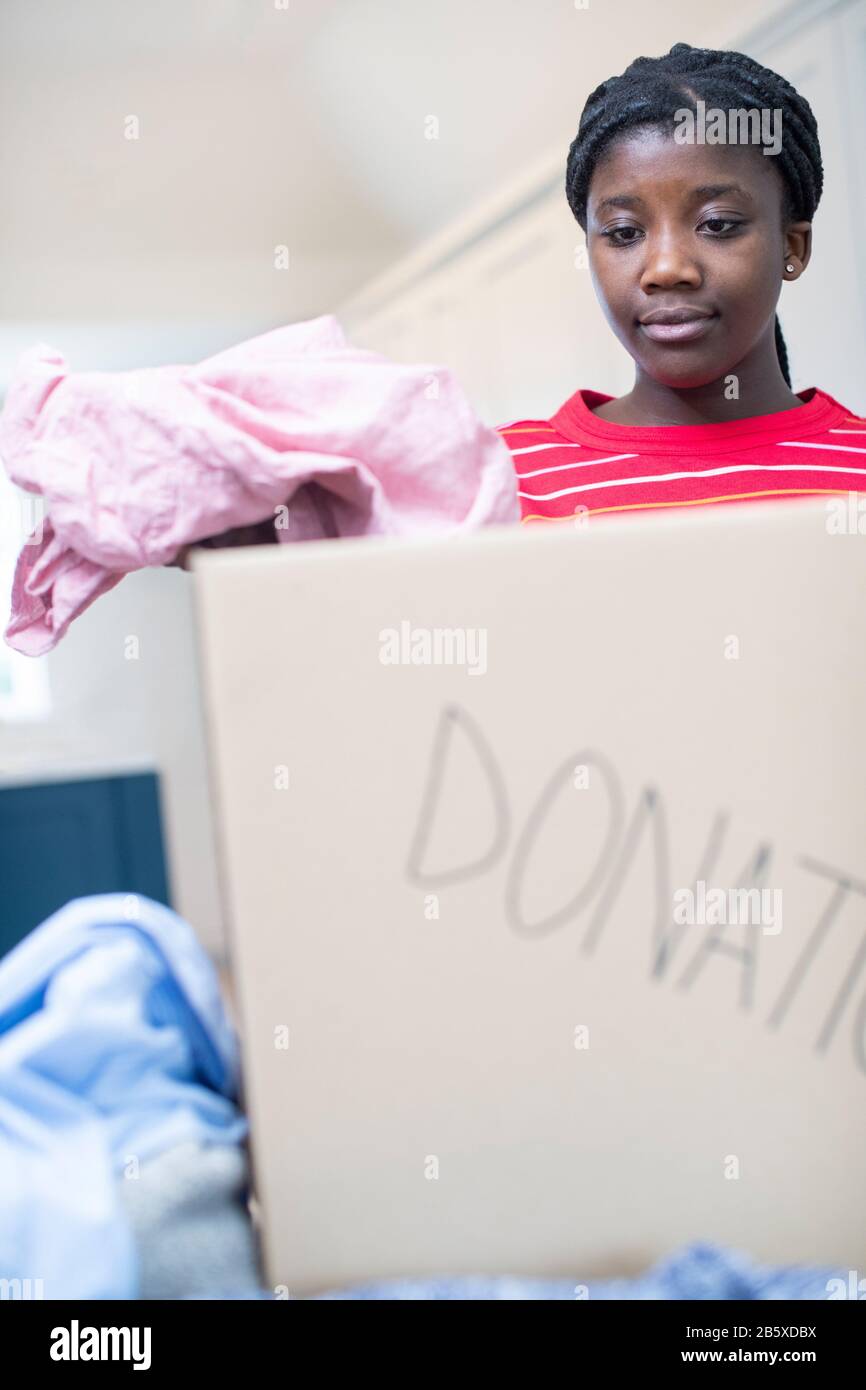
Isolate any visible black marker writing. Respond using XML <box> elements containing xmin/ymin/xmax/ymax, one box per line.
<box><xmin>505</xmin><ymin>751</ymin><xmax>624</xmax><ymax>938</ymax></box>
<box><xmin>406</xmin><ymin>703</ymin><xmax>510</xmax><ymax>886</ymax></box>
<box><xmin>676</xmin><ymin>843</ymin><xmax>773</xmax><ymax>1012</ymax></box>
<box><xmin>404</xmin><ymin>704</ymin><xmax>866</xmax><ymax>1076</ymax></box>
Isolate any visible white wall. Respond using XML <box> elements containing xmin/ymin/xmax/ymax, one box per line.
<box><xmin>0</xmin><ymin>0</ymin><xmax>775</xmax><ymax>328</ymax></box>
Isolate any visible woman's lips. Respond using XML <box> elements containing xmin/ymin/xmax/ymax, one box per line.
<box><xmin>639</xmin><ymin>314</ymin><xmax>718</xmax><ymax>344</ymax></box>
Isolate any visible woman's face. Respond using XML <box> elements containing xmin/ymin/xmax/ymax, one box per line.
<box><xmin>585</xmin><ymin>127</ymin><xmax>811</xmax><ymax>390</ymax></box>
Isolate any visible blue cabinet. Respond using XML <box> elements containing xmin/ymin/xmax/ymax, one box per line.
<box><xmin>0</xmin><ymin>771</ymin><xmax>171</xmax><ymax>957</ymax></box>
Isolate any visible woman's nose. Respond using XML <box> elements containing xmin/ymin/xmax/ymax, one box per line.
<box><xmin>639</xmin><ymin>237</ymin><xmax>703</xmax><ymax>291</ymax></box>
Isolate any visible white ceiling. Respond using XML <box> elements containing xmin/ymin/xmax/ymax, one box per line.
<box><xmin>0</xmin><ymin>0</ymin><xmax>784</xmax><ymax>331</ymax></box>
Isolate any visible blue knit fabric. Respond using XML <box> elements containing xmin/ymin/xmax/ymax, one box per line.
<box><xmin>311</xmin><ymin>1241</ymin><xmax>841</xmax><ymax>1300</ymax></box>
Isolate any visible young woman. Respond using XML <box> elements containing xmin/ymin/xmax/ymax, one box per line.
<box><xmin>500</xmin><ymin>41</ymin><xmax>866</xmax><ymax>523</ymax></box>
<box><xmin>176</xmin><ymin>40</ymin><xmax>865</xmax><ymax>563</ymax></box>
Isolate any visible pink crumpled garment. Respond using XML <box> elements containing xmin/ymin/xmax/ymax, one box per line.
<box><xmin>1</xmin><ymin>314</ymin><xmax>519</xmax><ymax>655</ymax></box>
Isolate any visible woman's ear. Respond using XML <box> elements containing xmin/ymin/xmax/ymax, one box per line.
<box><xmin>783</xmin><ymin>221</ymin><xmax>812</xmax><ymax>277</ymax></box>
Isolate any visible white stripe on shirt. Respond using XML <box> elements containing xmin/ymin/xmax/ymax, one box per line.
<box><xmin>777</xmin><ymin>440</ymin><xmax>866</xmax><ymax>454</ymax></box>
<box><xmin>509</xmin><ymin>442</ymin><xmax>589</xmax><ymax>456</ymax></box>
<box><xmin>516</xmin><ymin>452</ymin><xmax>638</xmax><ymax>479</ymax></box>
<box><xmin>519</xmin><ymin>460</ymin><xmax>866</xmax><ymax>501</ymax></box>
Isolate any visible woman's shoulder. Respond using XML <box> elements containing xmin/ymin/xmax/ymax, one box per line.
<box><xmin>494</xmin><ymin>387</ymin><xmax>604</xmax><ymax>443</ymax></box>
<box><xmin>811</xmin><ymin>386</ymin><xmax>866</xmax><ymax>426</ymax></box>
<box><xmin>494</xmin><ymin>415</ymin><xmax>558</xmax><ymax>437</ymax></box>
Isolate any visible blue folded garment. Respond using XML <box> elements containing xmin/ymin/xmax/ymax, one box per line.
<box><xmin>310</xmin><ymin>1240</ymin><xmax>842</xmax><ymax>1300</ymax></box>
<box><xmin>0</xmin><ymin>893</ymin><xmax>246</xmax><ymax>1298</ymax></box>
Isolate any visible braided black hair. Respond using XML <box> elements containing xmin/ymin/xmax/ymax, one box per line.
<box><xmin>565</xmin><ymin>42</ymin><xmax>823</xmax><ymax>387</ymax></box>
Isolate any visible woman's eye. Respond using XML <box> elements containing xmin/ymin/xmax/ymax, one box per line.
<box><xmin>601</xmin><ymin>226</ymin><xmax>642</xmax><ymax>246</ymax></box>
<box><xmin>700</xmin><ymin>217</ymin><xmax>743</xmax><ymax>235</ymax></box>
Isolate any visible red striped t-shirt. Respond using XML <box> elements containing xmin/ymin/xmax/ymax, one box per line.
<box><xmin>496</xmin><ymin>387</ymin><xmax>866</xmax><ymax>523</ymax></box>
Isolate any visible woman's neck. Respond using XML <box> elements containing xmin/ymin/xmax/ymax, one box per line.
<box><xmin>592</xmin><ymin>371</ymin><xmax>805</xmax><ymax>427</ymax></box>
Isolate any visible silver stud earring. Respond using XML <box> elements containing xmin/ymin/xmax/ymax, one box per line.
<box><xmin>786</xmin><ymin>263</ymin><xmax>795</xmax><ymax>273</ymax></box>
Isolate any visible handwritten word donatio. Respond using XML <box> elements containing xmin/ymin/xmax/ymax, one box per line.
<box><xmin>405</xmin><ymin>705</ymin><xmax>866</xmax><ymax>1076</ymax></box>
